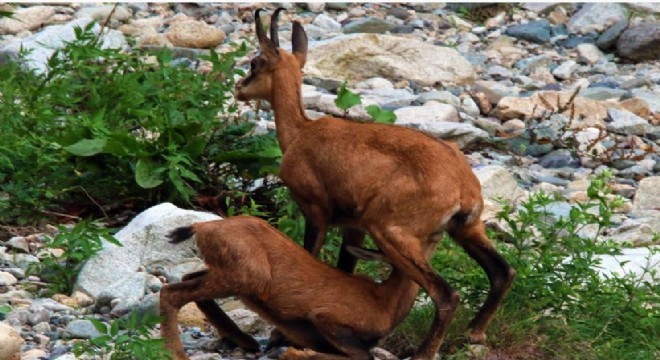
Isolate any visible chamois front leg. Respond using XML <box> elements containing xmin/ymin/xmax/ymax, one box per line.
<box><xmin>336</xmin><ymin>228</ymin><xmax>366</xmax><ymax>273</ymax></box>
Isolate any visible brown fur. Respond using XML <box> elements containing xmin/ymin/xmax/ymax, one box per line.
<box><xmin>234</xmin><ymin>10</ymin><xmax>517</xmax><ymax>359</ymax></box>
<box><xmin>160</xmin><ymin>216</ymin><xmax>421</xmax><ymax>360</ymax></box>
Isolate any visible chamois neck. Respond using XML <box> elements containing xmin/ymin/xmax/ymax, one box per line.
<box><xmin>380</xmin><ymin>267</ymin><xmax>419</xmax><ymax>322</ymax></box>
<box><xmin>270</xmin><ymin>69</ymin><xmax>310</xmax><ymax>153</ymax></box>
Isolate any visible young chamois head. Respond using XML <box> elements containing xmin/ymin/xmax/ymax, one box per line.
<box><xmin>235</xmin><ymin>8</ymin><xmax>308</xmax><ymax>103</ymax></box>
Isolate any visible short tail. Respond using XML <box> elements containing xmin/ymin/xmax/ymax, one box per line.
<box><xmin>168</xmin><ymin>226</ymin><xmax>195</xmax><ymax>244</ymax></box>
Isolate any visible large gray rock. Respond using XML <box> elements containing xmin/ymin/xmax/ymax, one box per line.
<box><xmin>596</xmin><ymin>19</ymin><xmax>628</xmax><ymax>51</ymax></box>
<box><xmin>606</xmin><ymin>108</ymin><xmax>652</xmax><ymax>135</ymax></box>
<box><xmin>473</xmin><ymin>165</ymin><xmax>525</xmax><ymax>203</ymax></box>
<box><xmin>64</xmin><ymin>319</ymin><xmax>105</xmax><ymax>339</ymax></box>
<box><xmin>357</xmin><ymin>88</ymin><xmax>418</xmax><ymax>107</ymax></box>
<box><xmin>632</xmin><ymin>177</ymin><xmax>660</xmax><ymax>212</ymax></box>
<box><xmin>305</xmin><ymin>34</ymin><xmax>475</xmax><ymax>86</ymax></box>
<box><xmin>630</xmin><ymin>89</ymin><xmax>660</xmax><ymax>114</ymax></box>
<box><xmin>342</xmin><ymin>17</ymin><xmax>396</xmax><ymax>34</ymax></box>
<box><xmin>505</xmin><ymin>19</ymin><xmax>552</xmax><ymax>44</ymax></box>
<box><xmin>75</xmin><ymin>203</ymin><xmax>220</xmax><ymax>298</ymax></box>
<box><xmin>395</xmin><ymin>119</ymin><xmax>488</xmax><ymax>149</ymax></box>
<box><xmin>0</xmin><ymin>18</ymin><xmax>127</xmax><ymax>74</ymax></box>
<box><xmin>617</xmin><ymin>22</ymin><xmax>660</xmax><ymax>62</ymax></box>
<box><xmin>394</xmin><ymin>104</ymin><xmax>459</xmax><ymax>123</ymax></box>
<box><xmin>567</xmin><ymin>3</ymin><xmax>628</xmax><ymax>34</ymax></box>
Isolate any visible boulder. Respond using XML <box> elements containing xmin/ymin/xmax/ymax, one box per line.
<box><xmin>504</xmin><ymin>19</ymin><xmax>552</xmax><ymax>43</ymax></box>
<box><xmin>567</xmin><ymin>3</ymin><xmax>628</xmax><ymax>34</ymax></box>
<box><xmin>342</xmin><ymin>17</ymin><xmax>396</xmax><ymax>34</ymax></box>
<box><xmin>394</xmin><ymin>104</ymin><xmax>459</xmax><ymax>123</ymax></box>
<box><xmin>0</xmin><ymin>18</ymin><xmax>127</xmax><ymax>74</ymax></box>
<box><xmin>617</xmin><ymin>22</ymin><xmax>660</xmax><ymax>62</ymax></box>
<box><xmin>492</xmin><ymin>91</ymin><xmax>620</xmax><ymax>129</ymax></box>
<box><xmin>0</xmin><ymin>6</ymin><xmax>57</xmax><ymax>35</ymax></box>
<box><xmin>606</xmin><ymin>108</ymin><xmax>652</xmax><ymax>135</ymax></box>
<box><xmin>395</xmin><ymin>120</ymin><xmax>488</xmax><ymax>150</ymax></box>
<box><xmin>305</xmin><ymin>34</ymin><xmax>475</xmax><ymax>86</ymax></box>
<box><xmin>165</xmin><ymin>20</ymin><xmax>225</xmax><ymax>48</ymax></box>
<box><xmin>632</xmin><ymin>177</ymin><xmax>660</xmax><ymax>212</ymax></box>
<box><xmin>75</xmin><ymin>5</ymin><xmax>132</xmax><ymax>22</ymax></box>
<box><xmin>473</xmin><ymin>165</ymin><xmax>525</xmax><ymax>203</ymax></box>
<box><xmin>594</xmin><ymin>247</ymin><xmax>660</xmax><ymax>283</ymax></box>
<box><xmin>75</xmin><ymin>203</ymin><xmax>220</xmax><ymax>298</ymax></box>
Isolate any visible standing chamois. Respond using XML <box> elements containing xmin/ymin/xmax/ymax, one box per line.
<box><xmin>160</xmin><ymin>216</ymin><xmax>425</xmax><ymax>360</ymax></box>
<box><xmin>234</xmin><ymin>9</ymin><xmax>516</xmax><ymax>359</ymax></box>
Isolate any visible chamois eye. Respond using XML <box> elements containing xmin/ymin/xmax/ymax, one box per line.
<box><xmin>250</xmin><ymin>60</ymin><xmax>257</xmax><ymax>71</ymax></box>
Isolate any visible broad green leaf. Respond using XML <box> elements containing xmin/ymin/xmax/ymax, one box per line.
<box><xmin>365</xmin><ymin>105</ymin><xmax>397</xmax><ymax>124</ymax></box>
<box><xmin>90</xmin><ymin>318</ymin><xmax>108</xmax><ymax>334</ymax></box>
<box><xmin>135</xmin><ymin>158</ymin><xmax>165</xmax><ymax>189</ymax></box>
<box><xmin>64</xmin><ymin>138</ymin><xmax>107</xmax><ymax>157</ymax></box>
<box><xmin>334</xmin><ymin>82</ymin><xmax>361</xmax><ymax>111</ymax></box>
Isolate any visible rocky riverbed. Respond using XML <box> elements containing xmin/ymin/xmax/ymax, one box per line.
<box><xmin>1</xmin><ymin>2</ymin><xmax>659</xmax><ymax>360</ymax></box>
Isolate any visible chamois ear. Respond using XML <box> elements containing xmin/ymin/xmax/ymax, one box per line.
<box><xmin>270</xmin><ymin>7</ymin><xmax>286</xmax><ymax>48</ymax></box>
<box><xmin>345</xmin><ymin>245</ymin><xmax>384</xmax><ymax>262</ymax></box>
<box><xmin>291</xmin><ymin>21</ymin><xmax>308</xmax><ymax>68</ymax></box>
<box><xmin>255</xmin><ymin>8</ymin><xmax>279</xmax><ymax>60</ymax></box>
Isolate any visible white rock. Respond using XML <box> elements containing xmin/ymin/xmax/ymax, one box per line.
<box><xmin>75</xmin><ymin>203</ymin><xmax>220</xmax><ymax>298</ymax></box>
<box><xmin>354</xmin><ymin>77</ymin><xmax>394</xmax><ymax>90</ymax></box>
<box><xmin>306</xmin><ymin>3</ymin><xmax>326</xmax><ymax>13</ymax></box>
<box><xmin>567</xmin><ymin>3</ymin><xmax>628</xmax><ymax>34</ymax></box>
<box><xmin>552</xmin><ymin>60</ymin><xmax>578</xmax><ymax>80</ymax></box>
<box><xmin>576</xmin><ymin>43</ymin><xmax>605</xmax><ymax>64</ymax></box>
<box><xmin>473</xmin><ymin>165</ymin><xmax>525</xmax><ymax>203</ymax></box>
<box><xmin>227</xmin><ymin>308</ymin><xmax>272</xmax><ymax>337</ymax></box>
<box><xmin>632</xmin><ymin>177</ymin><xmax>660</xmax><ymax>212</ymax></box>
<box><xmin>75</xmin><ymin>5</ymin><xmax>132</xmax><ymax>22</ymax></box>
<box><xmin>312</xmin><ymin>13</ymin><xmax>341</xmax><ymax>32</ymax></box>
<box><xmin>594</xmin><ymin>247</ymin><xmax>660</xmax><ymax>284</ymax></box>
<box><xmin>606</xmin><ymin>108</ymin><xmax>652</xmax><ymax>135</ymax></box>
<box><xmin>358</xmin><ymin>88</ymin><xmax>418</xmax><ymax>107</ymax></box>
<box><xmin>396</xmin><ymin>120</ymin><xmax>489</xmax><ymax>149</ymax></box>
<box><xmin>0</xmin><ymin>18</ymin><xmax>127</xmax><ymax>74</ymax></box>
<box><xmin>395</xmin><ymin>104</ymin><xmax>459</xmax><ymax>124</ymax></box>
<box><xmin>306</xmin><ymin>34</ymin><xmax>475</xmax><ymax>87</ymax></box>
<box><xmin>0</xmin><ymin>271</ymin><xmax>17</xmax><ymax>286</ymax></box>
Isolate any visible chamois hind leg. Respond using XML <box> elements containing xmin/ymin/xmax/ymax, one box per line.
<box><xmin>179</xmin><ymin>271</ymin><xmax>259</xmax><ymax>351</ymax></box>
<box><xmin>369</xmin><ymin>226</ymin><xmax>459</xmax><ymax>360</ymax></box>
<box><xmin>300</xmin><ymin>204</ymin><xmax>330</xmax><ymax>256</ymax></box>
<box><xmin>449</xmin><ymin>222</ymin><xmax>515</xmax><ymax>344</ymax></box>
<box><xmin>160</xmin><ymin>270</ymin><xmax>250</xmax><ymax>360</ymax></box>
<box><xmin>336</xmin><ymin>228</ymin><xmax>366</xmax><ymax>273</ymax></box>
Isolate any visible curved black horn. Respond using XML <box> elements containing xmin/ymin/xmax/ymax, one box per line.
<box><xmin>270</xmin><ymin>7</ymin><xmax>286</xmax><ymax>47</ymax></box>
<box><xmin>254</xmin><ymin>8</ymin><xmax>268</xmax><ymax>44</ymax></box>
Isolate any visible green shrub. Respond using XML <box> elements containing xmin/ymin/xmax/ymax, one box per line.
<box><xmin>73</xmin><ymin>310</ymin><xmax>171</xmax><ymax>360</ymax></box>
<box><xmin>0</xmin><ymin>22</ymin><xmax>280</xmax><ymax>225</ymax></box>
<box><xmin>385</xmin><ymin>171</ymin><xmax>660</xmax><ymax>359</ymax></box>
<box><xmin>26</xmin><ymin>220</ymin><xmax>119</xmax><ymax>296</ymax></box>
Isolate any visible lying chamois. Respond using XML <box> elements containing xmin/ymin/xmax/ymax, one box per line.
<box><xmin>160</xmin><ymin>216</ymin><xmax>425</xmax><ymax>360</ymax></box>
<box><xmin>234</xmin><ymin>9</ymin><xmax>516</xmax><ymax>359</ymax></box>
